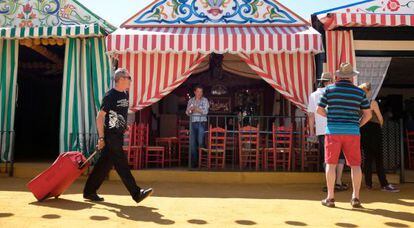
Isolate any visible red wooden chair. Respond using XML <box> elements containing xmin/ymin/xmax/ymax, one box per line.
<box><xmin>135</xmin><ymin>123</ymin><xmax>165</xmax><ymax>168</ymax></box>
<box><xmin>238</xmin><ymin>124</ymin><xmax>260</xmax><ymax>171</ymax></box>
<box><xmin>406</xmin><ymin>130</ymin><xmax>414</xmax><ymax>169</ymax></box>
<box><xmin>263</xmin><ymin>125</ymin><xmax>293</xmax><ymax>171</ymax></box>
<box><xmin>123</xmin><ymin>125</ymin><xmax>140</xmax><ymax>170</ymax></box>
<box><xmin>199</xmin><ymin>126</ymin><xmax>227</xmax><ymax>169</ymax></box>
<box><xmin>177</xmin><ymin>119</ymin><xmax>190</xmax><ymax>166</ymax></box>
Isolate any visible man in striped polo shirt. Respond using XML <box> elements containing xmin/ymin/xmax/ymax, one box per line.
<box><xmin>317</xmin><ymin>63</ymin><xmax>372</xmax><ymax>208</ymax></box>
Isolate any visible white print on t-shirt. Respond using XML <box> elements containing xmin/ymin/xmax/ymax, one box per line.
<box><xmin>117</xmin><ymin>99</ymin><xmax>129</xmax><ymax>108</ymax></box>
<box><xmin>108</xmin><ymin>110</ymin><xmax>126</xmax><ymax>130</ymax></box>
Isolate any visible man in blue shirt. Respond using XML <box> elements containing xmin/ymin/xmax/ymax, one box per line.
<box><xmin>186</xmin><ymin>85</ymin><xmax>209</xmax><ymax>168</ymax></box>
<box><xmin>317</xmin><ymin>63</ymin><xmax>372</xmax><ymax>208</ymax></box>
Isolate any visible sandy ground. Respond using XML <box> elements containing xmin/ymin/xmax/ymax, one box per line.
<box><xmin>0</xmin><ymin>178</ymin><xmax>413</xmax><ymax>228</ymax></box>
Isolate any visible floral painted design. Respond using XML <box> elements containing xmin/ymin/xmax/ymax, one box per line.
<box><xmin>132</xmin><ymin>0</ymin><xmax>299</xmax><ymax>26</ymax></box>
<box><xmin>0</xmin><ymin>0</ymin><xmax>115</xmax><ymax>32</ymax></box>
<box><xmin>17</xmin><ymin>3</ymin><xmax>37</xmax><ymax>27</ymax></box>
<box><xmin>387</xmin><ymin>0</ymin><xmax>401</xmax><ymax>11</ymax></box>
<box><xmin>348</xmin><ymin>0</ymin><xmax>413</xmax><ymax>13</ymax></box>
<box><xmin>59</xmin><ymin>4</ymin><xmax>76</xmax><ymax>19</ymax></box>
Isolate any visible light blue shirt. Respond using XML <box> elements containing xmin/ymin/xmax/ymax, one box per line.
<box><xmin>186</xmin><ymin>97</ymin><xmax>209</xmax><ymax>122</ymax></box>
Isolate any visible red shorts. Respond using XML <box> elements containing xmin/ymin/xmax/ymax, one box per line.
<box><xmin>325</xmin><ymin>135</ymin><xmax>361</xmax><ymax>166</ymax></box>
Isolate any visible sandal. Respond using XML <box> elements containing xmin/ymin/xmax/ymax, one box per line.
<box><xmin>351</xmin><ymin>198</ymin><xmax>362</xmax><ymax>208</ymax></box>
<box><xmin>335</xmin><ymin>183</ymin><xmax>349</xmax><ymax>191</ymax></box>
<box><xmin>321</xmin><ymin>198</ymin><xmax>335</xmax><ymax>208</ymax></box>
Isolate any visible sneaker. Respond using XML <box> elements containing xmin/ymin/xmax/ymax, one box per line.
<box><xmin>133</xmin><ymin>188</ymin><xmax>153</xmax><ymax>204</ymax></box>
<box><xmin>350</xmin><ymin>198</ymin><xmax>362</xmax><ymax>208</ymax></box>
<box><xmin>366</xmin><ymin>185</ymin><xmax>373</xmax><ymax>190</ymax></box>
<box><xmin>321</xmin><ymin>198</ymin><xmax>335</xmax><ymax>208</ymax></box>
<box><xmin>381</xmin><ymin>184</ymin><xmax>400</xmax><ymax>193</ymax></box>
<box><xmin>83</xmin><ymin>193</ymin><xmax>104</xmax><ymax>202</ymax></box>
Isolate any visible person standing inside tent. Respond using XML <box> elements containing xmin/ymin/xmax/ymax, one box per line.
<box><xmin>83</xmin><ymin>68</ymin><xmax>153</xmax><ymax>203</ymax></box>
<box><xmin>317</xmin><ymin>63</ymin><xmax>372</xmax><ymax>208</ymax></box>
<box><xmin>308</xmin><ymin>72</ymin><xmax>348</xmax><ymax>192</ymax></box>
<box><xmin>359</xmin><ymin>83</ymin><xmax>399</xmax><ymax>193</ymax></box>
<box><xmin>186</xmin><ymin>85</ymin><xmax>209</xmax><ymax>168</ymax></box>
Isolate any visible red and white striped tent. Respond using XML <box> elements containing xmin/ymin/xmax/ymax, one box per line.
<box><xmin>314</xmin><ymin>0</ymin><xmax>414</xmax><ymax>75</ymax></box>
<box><xmin>107</xmin><ymin>0</ymin><xmax>323</xmax><ymax>110</ymax></box>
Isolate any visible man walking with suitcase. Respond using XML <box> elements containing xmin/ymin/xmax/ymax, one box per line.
<box><xmin>83</xmin><ymin>68</ymin><xmax>153</xmax><ymax>203</ymax></box>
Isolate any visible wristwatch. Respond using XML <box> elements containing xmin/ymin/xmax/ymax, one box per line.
<box><xmin>98</xmin><ymin>137</ymin><xmax>104</xmax><ymax>141</ymax></box>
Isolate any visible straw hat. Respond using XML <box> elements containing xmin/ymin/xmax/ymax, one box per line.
<box><xmin>335</xmin><ymin>63</ymin><xmax>359</xmax><ymax>78</ymax></box>
<box><xmin>317</xmin><ymin>72</ymin><xmax>333</xmax><ymax>81</ymax></box>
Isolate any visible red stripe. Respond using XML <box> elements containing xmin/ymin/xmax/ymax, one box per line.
<box><xmin>277</xmin><ymin>28</ymin><xmax>283</xmax><ymax>51</ymax></box>
<box><xmin>381</xmin><ymin>14</ymin><xmax>386</xmax><ymax>26</ymax></box>
<box><xmin>351</xmin><ymin>13</ymin><xmax>357</xmax><ymax>25</ymax></box>
<box><xmin>304</xmin><ymin>53</ymin><xmax>310</xmax><ymax>105</ymax></box>
<box><xmin>178</xmin><ymin>28</ymin><xmax>184</xmax><ymax>50</ymax></box>
<box><xmin>133</xmin><ymin>54</ymin><xmax>138</xmax><ymax>107</ymax></box>
<box><xmin>390</xmin><ymin>15</ymin><xmax>396</xmax><ymax>26</ymax></box>
<box><xmin>134</xmin><ymin>35</ymin><xmax>139</xmax><ymax>52</ymax></box>
<box><xmin>155</xmin><ymin>53</ymin><xmax>162</xmax><ymax>99</ymax></box>
<box><xmin>265</xmin><ymin>53</ymin><xmax>272</xmax><ymax>80</ymax></box>
<box><xmin>411</xmin><ymin>15</ymin><xmax>414</xmax><ymax>26</ymax></box>
<box><xmin>214</xmin><ymin>27</ymin><xmax>220</xmax><ymax>50</ymax></box>
<box><xmin>361</xmin><ymin>13</ymin><xmax>367</xmax><ymax>26</ymax></box>
<box><xmin>231</xmin><ymin>27</ymin><xmax>237</xmax><ymax>51</ymax></box>
<box><xmin>267</xmin><ymin>27</ymin><xmax>274</xmax><ymax>50</ymax></box>
<box><xmin>206</xmin><ymin>28</ymin><xmax>211</xmax><ymax>51</ymax></box>
<box><xmin>304</xmin><ymin>33</ymin><xmax>309</xmax><ymax>51</ymax></box>
<box><xmin>288</xmin><ymin>54</ymin><xmax>298</xmax><ymax>101</ymax></box>
<box><xmin>370</xmin><ymin>14</ymin><xmax>376</xmax><ymax>26</ymax></box>
<box><xmin>326</xmin><ymin>31</ymin><xmax>334</xmax><ymax>73</ymax></box>
<box><xmin>223</xmin><ymin>27</ymin><xmax>229</xmax><ymax>50</ymax></box>
<box><xmin>143</xmin><ymin>34</ymin><xmax>148</xmax><ymax>51</ymax></box>
<box><xmin>125</xmin><ymin>35</ymin><xmax>130</xmax><ymax>50</ymax></box>
<box><xmin>115</xmin><ymin>35</ymin><xmax>121</xmax><ymax>51</ymax></box>
<box><xmin>258</xmin><ymin>27</ymin><xmax>265</xmax><ymax>52</ymax></box>
<box><xmin>341</xmin><ymin>13</ymin><xmax>347</xmax><ymax>26</ymax></box>
<box><xmin>188</xmin><ymin>28</ymin><xmax>193</xmax><ymax>51</ymax></box>
<box><xmin>172</xmin><ymin>54</ymin><xmax>179</xmax><ymax>83</ymax></box>
<box><xmin>296</xmin><ymin>54</ymin><xmax>304</xmax><ymax>104</ymax></box>
<box><xmin>107</xmin><ymin>35</ymin><xmax>112</xmax><ymax>52</ymax></box>
<box><xmin>247</xmin><ymin>27</ymin><xmax>255</xmax><ymax>50</ymax></box>
<box><xmin>141</xmin><ymin>53</ymin><xmax>147</xmax><ymax>107</ymax></box>
<box><xmin>164</xmin><ymin>53</ymin><xmax>170</xmax><ymax>89</ymax></box>
<box><xmin>401</xmin><ymin>15</ymin><xmax>407</xmax><ymax>25</ymax></box>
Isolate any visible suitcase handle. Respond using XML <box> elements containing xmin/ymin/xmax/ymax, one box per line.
<box><xmin>78</xmin><ymin>149</ymin><xmax>100</xmax><ymax>169</ymax></box>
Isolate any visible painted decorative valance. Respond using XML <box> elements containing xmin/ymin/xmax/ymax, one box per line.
<box><xmin>122</xmin><ymin>0</ymin><xmax>308</xmax><ymax>28</ymax></box>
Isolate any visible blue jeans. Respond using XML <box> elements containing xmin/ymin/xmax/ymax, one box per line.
<box><xmin>190</xmin><ymin>122</ymin><xmax>206</xmax><ymax>167</ymax></box>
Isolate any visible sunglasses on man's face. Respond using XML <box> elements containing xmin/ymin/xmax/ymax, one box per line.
<box><xmin>122</xmin><ymin>76</ymin><xmax>132</xmax><ymax>81</ymax></box>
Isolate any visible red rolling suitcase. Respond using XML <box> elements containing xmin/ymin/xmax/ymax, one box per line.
<box><xmin>27</xmin><ymin>150</ymin><xmax>98</xmax><ymax>201</ymax></box>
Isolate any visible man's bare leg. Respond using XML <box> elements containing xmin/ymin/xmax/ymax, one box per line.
<box><xmin>326</xmin><ymin>164</ymin><xmax>337</xmax><ymax>199</ymax></box>
<box><xmin>336</xmin><ymin>163</ymin><xmax>345</xmax><ymax>185</ymax></box>
<box><xmin>351</xmin><ymin>166</ymin><xmax>362</xmax><ymax>199</ymax></box>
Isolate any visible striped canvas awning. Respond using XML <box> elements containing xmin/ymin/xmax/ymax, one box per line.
<box><xmin>322</xmin><ymin>13</ymin><xmax>414</xmax><ymax>30</ymax></box>
<box><xmin>107</xmin><ymin>26</ymin><xmax>323</xmax><ymax>55</ymax></box>
<box><xmin>0</xmin><ymin>24</ymin><xmax>107</xmax><ymax>39</ymax></box>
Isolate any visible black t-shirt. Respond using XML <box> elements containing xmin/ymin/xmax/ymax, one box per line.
<box><xmin>101</xmin><ymin>89</ymin><xmax>129</xmax><ymax>135</ymax></box>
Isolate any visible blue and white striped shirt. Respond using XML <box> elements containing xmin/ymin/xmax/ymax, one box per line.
<box><xmin>318</xmin><ymin>80</ymin><xmax>370</xmax><ymax>135</ymax></box>
<box><xmin>186</xmin><ymin>97</ymin><xmax>209</xmax><ymax>122</ymax></box>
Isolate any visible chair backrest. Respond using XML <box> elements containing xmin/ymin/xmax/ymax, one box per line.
<box><xmin>134</xmin><ymin>123</ymin><xmax>149</xmax><ymax>146</ymax></box>
<box><xmin>272</xmin><ymin>125</ymin><xmax>293</xmax><ymax>150</ymax></box>
<box><xmin>124</xmin><ymin>124</ymin><xmax>134</xmax><ymax>147</ymax></box>
<box><xmin>406</xmin><ymin>130</ymin><xmax>414</xmax><ymax>152</ymax></box>
<box><xmin>207</xmin><ymin>125</ymin><xmax>227</xmax><ymax>151</ymax></box>
<box><xmin>178</xmin><ymin>129</ymin><xmax>190</xmax><ymax>142</ymax></box>
<box><xmin>238</xmin><ymin>124</ymin><xmax>260</xmax><ymax>150</ymax></box>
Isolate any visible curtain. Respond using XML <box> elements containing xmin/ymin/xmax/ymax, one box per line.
<box><xmin>325</xmin><ymin>30</ymin><xmax>357</xmax><ymax>82</ymax></box>
<box><xmin>118</xmin><ymin>52</ymin><xmax>209</xmax><ymax>111</ymax></box>
<box><xmin>237</xmin><ymin>52</ymin><xmax>315</xmax><ymax>110</ymax></box>
<box><xmin>60</xmin><ymin>37</ymin><xmax>112</xmax><ymax>155</ymax></box>
<box><xmin>356</xmin><ymin>57</ymin><xmax>392</xmax><ymax>100</ymax></box>
<box><xmin>0</xmin><ymin>39</ymin><xmax>18</xmax><ymax>162</ymax></box>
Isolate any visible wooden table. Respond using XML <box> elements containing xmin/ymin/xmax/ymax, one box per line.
<box><xmin>155</xmin><ymin>137</ymin><xmax>179</xmax><ymax>167</ymax></box>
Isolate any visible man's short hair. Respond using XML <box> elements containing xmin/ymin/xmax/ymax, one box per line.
<box><xmin>114</xmin><ymin>68</ymin><xmax>130</xmax><ymax>83</ymax></box>
<box><xmin>194</xmin><ymin>84</ymin><xmax>203</xmax><ymax>91</ymax></box>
